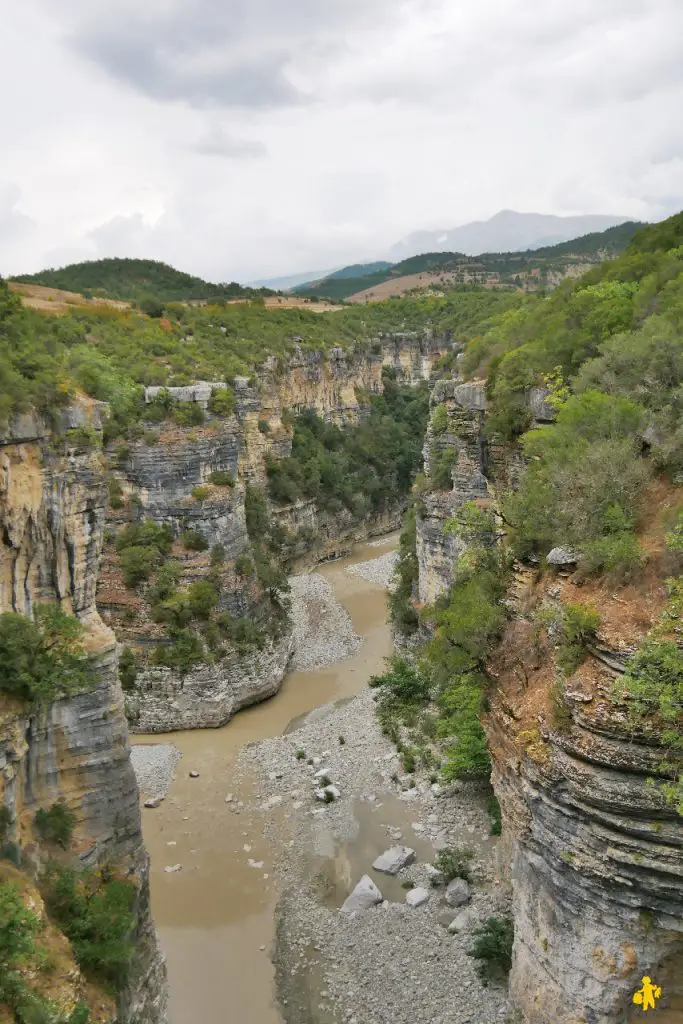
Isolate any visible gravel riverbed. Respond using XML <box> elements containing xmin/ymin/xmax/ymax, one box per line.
<box><xmin>345</xmin><ymin>551</ymin><xmax>398</xmax><ymax>589</ymax></box>
<box><xmin>289</xmin><ymin>573</ymin><xmax>362</xmax><ymax>671</ymax></box>
<box><xmin>130</xmin><ymin>743</ymin><xmax>181</xmax><ymax>801</ymax></box>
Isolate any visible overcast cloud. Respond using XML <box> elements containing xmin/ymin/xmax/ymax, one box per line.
<box><xmin>1</xmin><ymin>0</ymin><xmax>682</xmax><ymax>281</ymax></box>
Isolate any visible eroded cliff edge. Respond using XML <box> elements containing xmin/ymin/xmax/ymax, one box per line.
<box><xmin>413</xmin><ymin>379</ymin><xmax>683</xmax><ymax>1022</ymax></box>
<box><xmin>0</xmin><ymin>406</ymin><xmax>167</xmax><ymax>1023</ymax></box>
<box><xmin>101</xmin><ymin>333</ymin><xmax>440</xmax><ymax>733</ymax></box>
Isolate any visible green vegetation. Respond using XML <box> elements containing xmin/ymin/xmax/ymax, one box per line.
<box><xmin>429</xmin><ymin>445</ymin><xmax>455</xmax><ymax>490</ymax></box>
<box><xmin>387</xmin><ymin>505</ymin><xmax>419</xmax><ymax>634</ymax></box>
<box><xmin>294</xmin><ymin>225</ymin><xmax>640</xmax><ymax>301</ymax></box>
<box><xmin>12</xmin><ymin>257</ymin><xmax>275</xmax><ymax>304</ymax></box>
<box><xmin>33</xmin><ymin>803</ymin><xmax>75</xmax><ymax>850</ymax></box>
<box><xmin>0</xmin><ymin>606</ymin><xmax>93</xmax><ymax>705</ymax></box>
<box><xmin>265</xmin><ymin>371</ymin><xmax>429</xmax><ymax>516</ymax></box>
<box><xmin>115</xmin><ymin>520</ymin><xmax>174</xmax><ymax>588</ymax></box>
<box><xmin>208</xmin><ymin>470</ymin><xmax>234</xmax><ymax>487</ymax></box>
<box><xmin>0</xmin><ymin>878</ymin><xmax>94</xmax><ymax>1024</ymax></box>
<box><xmin>118</xmin><ymin>647</ymin><xmax>138</xmax><ymax>692</ymax></box>
<box><xmin>42</xmin><ymin>864</ymin><xmax>136</xmax><ymax>990</ymax></box>
<box><xmin>467</xmin><ymin>915</ymin><xmax>514</xmax><ymax>983</ymax></box>
<box><xmin>433</xmin><ymin>846</ymin><xmax>473</xmax><ymax>883</ymax></box>
<box><xmin>180</xmin><ymin>529</ymin><xmax>209</xmax><ymax>552</ymax></box>
<box><xmin>380</xmin><ymin>504</ymin><xmax>507</xmax><ymax>782</ymax></box>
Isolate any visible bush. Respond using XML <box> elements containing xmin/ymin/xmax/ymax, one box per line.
<box><xmin>33</xmin><ymin>802</ymin><xmax>75</xmax><ymax>849</ymax></box>
<box><xmin>578</xmin><ymin>532</ymin><xmax>644</xmax><ymax>583</ymax></box>
<box><xmin>257</xmin><ymin>418</ymin><xmax>270</xmax><ymax>434</ymax></box>
<box><xmin>42</xmin><ymin>865</ymin><xmax>136</xmax><ymax>990</ymax></box>
<box><xmin>173</xmin><ymin>403</ymin><xmax>204</xmax><ymax>427</ymax></box>
<box><xmin>556</xmin><ymin>603</ymin><xmax>600</xmax><ymax>675</ymax></box>
<box><xmin>186</xmin><ymin>581</ymin><xmax>220</xmax><ymax>620</ymax></box>
<box><xmin>119</xmin><ymin>647</ymin><xmax>138</xmax><ymax>692</ymax></box>
<box><xmin>0</xmin><ymin>606</ymin><xmax>93</xmax><ymax>704</ymax></box>
<box><xmin>152</xmin><ymin>629</ymin><xmax>204</xmax><ymax>675</ymax></box>
<box><xmin>468</xmin><ymin>915</ymin><xmax>514</xmax><ymax>983</ymax></box>
<box><xmin>147</xmin><ymin>560</ymin><xmax>182</xmax><ymax>604</ymax></box>
<box><xmin>235</xmin><ymin>554</ymin><xmax>254</xmax><ymax>577</ymax></box>
<box><xmin>115</xmin><ymin>520</ymin><xmax>173</xmax><ymax>555</ymax></box>
<box><xmin>108</xmin><ymin>477</ymin><xmax>124</xmax><ymax>509</ymax></box>
<box><xmin>181</xmin><ymin>529</ymin><xmax>208</xmax><ymax>552</ymax></box>
<box><xmin>210</xmin><ymin>544</ymin><xmax>226</xmax><ymax>566</ymax></box>
<box><xmin>207</xmin><ymin>387</ymin><xmax>235</xmax><ymax>417</ymax></box>
<box><xmin>433</xmin><ymin>846</ymin><xmax>473</xmax><ymax>883</ymax></box>
<box><xmin>487</xmin><ymin>793</ymin><xmax>502</xmax><ymax>836</ymax></box>
<box><xmin>429</xmin><ymin>445</ymin><xmax>455</xmax><ymax>490</ymax></box>
<box><xmin>119</xmin><ymin>545</ymin><xmax>160</xmax><ymax>588</ymax></box>
<box><xmin>549</xmin><ymin>677</ymin><xmax>572</xmax><ymax>732</ymax></box>
<box><xmin>430</xmin><ymin>404</ymin><xmax>448</xmax><ymax>435</ymax></box>
<box><xmin>191</xmin><ymin>485</ymin><xmax>211</xmax><ymax>502</ymax></box>
<box><xmin>138</xmin><ymin>294</ymin><xmax>164</xmax><ymax>318</ymax></box>
<box><xmin>209</xmin><ymin>470</ymin><xmax>234</xmax><ymax>486</ymax></box>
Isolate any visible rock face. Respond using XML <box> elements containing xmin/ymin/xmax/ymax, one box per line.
<box><xmin>0</xmin><ymin>408</ymin><xmax>167</xmax><ymax>1024</ymax></box>
<box><xmin>102</xmin><ymin>333</ymin><xmax>444</xmax><ymax>733</ymax></box>
<box><xmin>411</xmin><ymin>377</ymin><xmax>683</xmax><ymax>1023</ymax></box>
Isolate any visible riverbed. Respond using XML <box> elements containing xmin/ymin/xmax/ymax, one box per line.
<box><xmin>133</xmin><ymin>534</ymin><xmax>508</xmax><ymax>1024</ymax></box>
<box><xmin>133</xmin><ymin>536</ymin><xmax>400</xmax><ymax>1024</ymax></box>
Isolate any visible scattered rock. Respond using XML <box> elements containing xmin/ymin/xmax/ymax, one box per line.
<box><xmin>424</xmin><ymin>864</ymin><xmax>445</xmax><ymax>886</ymax></box>
<box><xmin>547</xmin><ymin>547</ymin><xmax>578</xmax><ymax>566</ymax></box>
<box><xmin>225</xmin><ymin>794</ymin><xmax>234</xmax><ymax>803</ymax></box>
<box><xmin>372</xmin><ymin>846</ymin><xmax>416</xmax><ymax>875</ymax></box>
<box><xmin>314</xmin><ymin>785</ymin><xmax>341</xmax><ymax>802</ymax></box>
<box><xmin>340</xmin><ymin>875</ymin><xmax>383</xmax><ymax>914</ymax></box>
<box><xmin>144</xmin><ymin>795</ymin><xmax>164</xmax><ymax>809</ymax></box>
<box><xmin>445</xmin><ymin>877</ymin><xmax>471</xmax><ymax>908</ymax></box>
<box><xmin>189</xmin><ymin>771</ymin><xmax>200</xmax><ymax>778</ymax></box>
<box><xmin>405</xmin><ymin>887</ymin><xmax>430</xmax><ymax>908</ymax></box>
<box><xmin>448</xmin><ymin>908</ymin><xmax>479</xmax><ymax>934</ymax></box>
<box><xmin>164</xmin><ymin>864</ymin><xmax>182</xmax><ymax>874</ymax></box>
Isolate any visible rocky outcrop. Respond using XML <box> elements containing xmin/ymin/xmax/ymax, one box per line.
<box><xmin>103</xmin><ymin>333</ymin><xmax>443</xmax><ymax>733</ymax></box>
<box><xmin>126</xmin><ymin>632</ymin><xmax>294</xmax><ymax>732</ymax></box>
<box><xmin>412</xmin><ymin>378</ymin><xmax>683</xmax><ymax>1023</ymax></box>
<box><xmin>0</xmin><ymin>408</ymin><xmax>167</xmax><ymax>1024</ymax></box>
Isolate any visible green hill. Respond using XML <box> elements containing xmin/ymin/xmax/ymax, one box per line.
<box><xmin>11</xmin><ymin>257</ymin><xmax>276</xmax><ymax>304</ymax></box>
<box><xmin>293</xmin><ymin>223</ymin><xmax>644</xmax><ymax>301</ymax></box>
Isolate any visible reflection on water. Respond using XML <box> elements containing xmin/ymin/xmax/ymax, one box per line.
<box><xmin>134</xmin><ymin>535</ymin><xmax>398</xmax><ymax>1024</ymax></box>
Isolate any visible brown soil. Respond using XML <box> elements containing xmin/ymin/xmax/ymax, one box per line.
<box><xmin>9</xmin><ymin>282</ymin><xmax>130</xmax><ymax>314</ymax></box>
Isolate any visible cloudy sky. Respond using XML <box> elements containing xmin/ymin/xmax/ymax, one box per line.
<box><xmin>2</xmin><ymin>0</ymin><xmax>682</xmax><ymax>282</ymax></box>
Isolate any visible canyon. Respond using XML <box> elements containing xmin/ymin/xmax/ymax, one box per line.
<box><xmin>1</xmin><ymin>322</ymin><xmax>681</xmax><ymax>1024</ymax></box>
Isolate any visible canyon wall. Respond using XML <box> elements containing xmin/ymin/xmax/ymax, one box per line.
<box><xmin>413</xmin><ymin>379</ymin><xmax>683</xmax><ymax>1022</ymax></box>
<box><xmin>102</xmin><ymin>333</ymin><xmax>443</xmax><ymax>733</ymax></box>
<box><xmin>0</xmin><ymin>406</ymin><xmax>167</xmax><ymax>1023</ymax></box>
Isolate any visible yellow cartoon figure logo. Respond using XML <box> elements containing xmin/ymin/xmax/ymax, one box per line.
<box><xmin>632</xmin><ymin>976</ymin><xmax>662</xmax><ymax>1012</ymax></box>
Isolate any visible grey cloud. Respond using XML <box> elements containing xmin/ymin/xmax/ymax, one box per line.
<box><xmin>0</xmin><ymin>183</ymin><xmax>32</xmax><ymax>239</ymax></box>
<box><xmin>63</xmin><ymin>0</ymin><xmax>397</xmax><ymax>108</ymax></box>
<box><xmin>190</xmin><ymin>126</ymin><xmax>267</xmax><ymax>159</ymax></box>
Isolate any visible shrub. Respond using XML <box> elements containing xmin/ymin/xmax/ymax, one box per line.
<box><xmin>187</xmin><ymin>581</ymin><xmax>220</xmax><ymax>619</ymax></box>
<box><xmin>295</xmin><ymin>749</ymin><xmax>306</xmax><ymax>760</ymax></box>
<box><xmin>468</xmin><ymin>915</ymin><xmax>514</xmax><ymax>983</ymax></box>
<box><xmin>119</xmin><ymin>545</ymin><xmax>160</xmax><ymax>588</ymax></box>
<box><xmin>433</xmin><ymin>846</ymin><xmax>473</xmax><ymax>883</ymax></box>
<box><xmin>191</xmin><ymin>485</ymin><xmax>211</xmax><ymax>502</ymax></box>
<box><xmin>181</xmin><ymin>529</ymin><xmax>208</xmax><ymax>552</ymax></box>
<box><xmin>207</xmin><ymin>387</ymin><xmax>236</xmax><ymax>417</ymax></box>
<box><xmin>210</xmin><ymin>544</ymin><xmax>226</xmax><ymax>566</ymax></box>
<box><xmin>578</xmin><ymin>532</ymin><xmax>644</xmax><ymax>583</ymax></box>
<box><xmin>147</xmin><ymin>561</ymin><xmax>182</xmax><ymax>604</ymax></box>
<box><xmin>119</xmin><ymin>647</ymin><xmax>138</xmax><ymax>692</ymax></box>
<box><xmin>401</xmin><ymin>749</ymin><xmax>416</xmax><ymax>773</ymax></box>
<box><xmin>42</xmin><ymin>865</ymin><xmax>136</xmax><ymax>990</ymax></box>
<box><xmin>430</xmin><ymin>404</ymin><xmax>448</xmax><ymax>435</ymax></box>
<box><xmin>257</xmin><ymin>419</ymin><xmax>270</xmax><ymax>434</ymax></box>
<box><xmin>0</xmin><ymin>606</ymin><xmax>93</xmax><ymax>704</ymax></box>
<box><xmin>549</xmin><ymin>677</ymin><xmax>572</xmax><ymax>732</ymax></box>
<box><xmin>0</xmin><ymin>806</ymin><xmax>12</xmax><ymax>845</ymax></box>
<box><xmin>173</xmin><ymin>403</ymin><xmax>204</xmax><ymax>427</ymax></box>
<box><xmin>487</xmin><ymin>793</ymin><xmax>502</xmax><ymax>836</ymax></box>
<box><xmin>429</xmin><ymin>445</ymin><xmax>455</xmax><ymax>490</ymax></box>
<box><xmin>143</xmin><ymin>429</ymin><xmax>159</xmax><ymax>445</ymax></box>
<box><xmin>209</xmin><ymin>470</ymin><xmax>234</xmax><ymax>487</ymax></box>
<box><xmin>138</xmin><ymin>294</ymin><xmax>164</xmax><ymax>318</ymax></box>
<box><xmin>556</xmin><ymin>603</ymin><xmax>600</xmax><ymax>675</ymax></box>
<box><xmin>34</xmin><ymin>802</ymin><xmax>75</xmax><ymax>849</ymax></box>
<box><xmin>115</xmin><ymin>520</ymin><xmax>173</xmax><ymax>555</ymax></box>
<box><xmin>108</xmin><ymin>477</ymin><xmax>124</xmax><ymax>509</ymax></box>
<box><xmin>152</xmin><ymin>629</ymin><xmax>204</xmax><ymax>675</ymax></box>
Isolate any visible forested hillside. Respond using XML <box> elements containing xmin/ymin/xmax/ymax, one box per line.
<box><xmin>0</xmin><ymin>280</ymin><xmax>521</xmax><ymax>439</ymax></box>
<box><xmin>293</xmin><ymin>221</ymin><xmax>642</xmax><ymax>300</ymax></box>
<box><xmin>11</xmin><ymin>257</ymin><xmax>275</xmax><ymax>304</ymax></box>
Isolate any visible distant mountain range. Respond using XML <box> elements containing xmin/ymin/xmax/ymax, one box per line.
<box><xmin>389</xmin><ymin>210</ymin><xmax>632</xmax><ymax>261</ymax></box>
<box><xmin>292</xmin><ymin>221</ymin><xmax>644</xmax><ymax>302</ymax></box>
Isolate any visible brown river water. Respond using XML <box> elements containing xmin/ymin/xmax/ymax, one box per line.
<box><xmin>133</xmin><ymin>535</ymin><xmax>399</xmax><ymax>1024</ymax></box>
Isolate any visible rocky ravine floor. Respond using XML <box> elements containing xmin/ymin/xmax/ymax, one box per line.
<box><xmin>131</xmin><ymin>553</ymin><xmax>512</xmax><ymax>1024</ymax></box>
<box><xmin>239</xmin><ymin>555</ymin><xmax>512</xmax><ymax>1024</ymax></box>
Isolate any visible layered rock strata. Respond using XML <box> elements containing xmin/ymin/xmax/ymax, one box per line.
<box><xmin>0</xmin><ymin>407</ymin><xmax>167</xmax><ymax>1023</ymax></box>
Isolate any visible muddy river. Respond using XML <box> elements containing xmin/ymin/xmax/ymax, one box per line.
<box><xmin>134</xmin><ymin>535</ymin><xmax>399</xmax><ymax>1024</ymax></box>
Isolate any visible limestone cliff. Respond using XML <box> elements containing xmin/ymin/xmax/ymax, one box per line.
<box><xmin>0</xmin><ymin>407</ymin><xmax>167</xmax><ymax>1024</ymax></box>
<box><xmin>104</xmin><ymin>333</ymin><xmax>442</xmax><ymax>733</ymax></box>
<box><xmin>412</xmin><ymin>379</ymin><xmax>683</xmax><ymax>1022</ymax></box>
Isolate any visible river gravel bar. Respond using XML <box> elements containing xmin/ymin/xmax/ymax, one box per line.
<box><xmin>289</xmin><ymin>573</ymin><xmax>362</xmax><ymax>671</ymax></box>
<box><xmin>345</xmin><ymin>551</ymin><xmax>398</xmax><ymax>588</ymax></box>
<box><xmin>130</xmin><ymin>743</ymin><xmax>181</xmax><ymax>801</ymax></box>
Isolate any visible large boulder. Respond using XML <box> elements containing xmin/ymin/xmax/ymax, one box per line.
<box><xmin>340</xmin><ymin>875</ymin><xmax>383</xmax><ymax>913</ymax></box>
<box><xmin>445</xmin><ymin>877</ymin><xmax>471</xmax><ymax>908</ymax></box>
<box><xmin>372</xmin><ymin>846</ymin><xmax>416</xmax><ymax>875</ymax></box>
<box><xmin>448</xmin><ymin>907</ymin><xmax>479</xmax><ymax>933</ymax></box>
<box><xmin>546</xmin><ymin>547</ymin><xmax>578</xmax><ymax>566</ymax></box>
<box><xmin>405</xmin><ymin>887</ymin><xmax>430</xmax><ymax>908</ymax></box>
